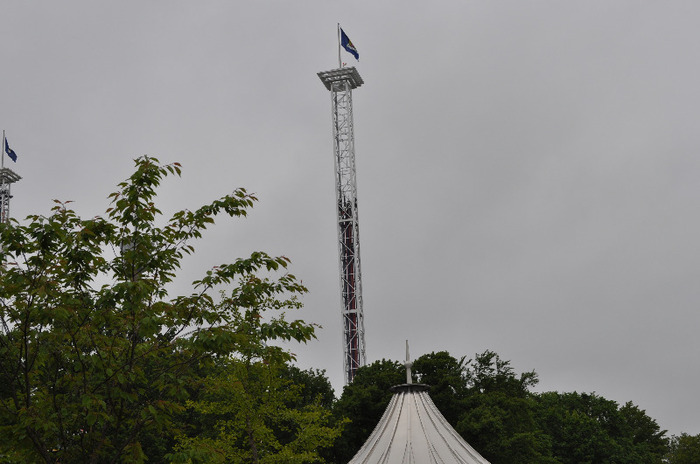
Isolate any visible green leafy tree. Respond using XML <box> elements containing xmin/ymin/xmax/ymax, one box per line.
<box><xmin>0</xmin><ymin>157</ymin><xmax>309</xmax><ymax>463</ymax></box>
<box><xmin>168</xmin><ymin>293</ymin><xmax>342</xmax><ymax>463</ymax></box>
<box><xmin>412</xmin><ymin>351</ymin><xmax>469</xmax><ymax>425</ymax></box>
<box><xmin>281</xmin><ymin>365</ymin><xmax>336</xmax><ymax>410</ymax></box>
<box><xmin>457</xmin><ymin>350</ymin><xmax>556</xmax><ymax>464</ymax></box>
<box><xmin>170</xmin><ymin>359</ymin><xmax>342</xmax><ymax>464</ymax></box>
<box><xmin>329</xmin><ymin>349</ymin><xmax>670</xmax><ymax>464</ymax></box>
<box><xmin>534</xmin><ymin>391</ymin><xmax>667</xmax><ymax>464</ymax></box>
<box><xmin>666</xmin><ymin>433</ymin><xmax>700</xmax><ymax>464</ymax></box>
<box><xmin>617</xmin><ymin>401</ymin><xmax>668</xmax><ymax>461</ymax></box>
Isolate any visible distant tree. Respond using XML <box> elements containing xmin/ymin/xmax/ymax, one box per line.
<box><xmin>666</xmin><ymin>433</ymin><xmax>700</xmax><ymax>464</ymax></box>
<box><xmin>412</xmin><ymin>351</ymin><xmax>469</xmax><ymax>425</ymax></box>
<box><xmin>0</xmin><ymin>157</ymin><xmax>311</xmax><ymax>463</ymax></box>
<box><xmin>534</xmin><ymin>391</ymin><xmax>667</xmax><ymax>464</ymax></box>
<box><xmin>457</xmin><ymin>350</ymin><xmax>557</xmax><ymax>464</ymax></box>
<box><xmin>281</xmin><ymin>365</ymin><xmax>336</xmax><ymax>410</ymax></box>
<box><xmin>617</xmin><ymin>401</ymin><xmax>669</xmax><ymax>461</ymax></box>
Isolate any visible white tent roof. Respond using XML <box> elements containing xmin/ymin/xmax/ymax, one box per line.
<box><xmin>348</xmin><ymin>382</ymin><xmax>491</xmax><ymax>464</ymax></box>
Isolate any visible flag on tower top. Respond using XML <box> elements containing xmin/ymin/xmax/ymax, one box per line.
<box><xmin>340</xmin><ymin>28</ymin><xmax>359</xmax><ymax>61</ymax></box>
<box><xmin>5</xmin><ymin>139</ymin><xmax>17</xmax><ymax>163</ymax></box>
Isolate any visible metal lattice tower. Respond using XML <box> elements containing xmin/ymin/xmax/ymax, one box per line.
<box><xmin>0</xmin><ymin>167</ymin><xmax>21</xmax><ymax>224</ymax></box>
<box><xmin>318</xmin><ymin>66</ymin><xmax>366</xmax><ymax>384</ymax></box>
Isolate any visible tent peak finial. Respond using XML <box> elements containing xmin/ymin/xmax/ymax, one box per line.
<box><xmin>404</xmin><ymin>340</ymin><xmax>413</xmax><ymax>384</ymax></box>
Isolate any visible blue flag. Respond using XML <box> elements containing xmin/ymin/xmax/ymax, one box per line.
<box><xmin>5</xmin><ymin>139</ymin><xmax>17</xmax><ymax>163</ymax></box>
<box><xmin>340</xmin><ymin>28</ymin><xmax>359</xmax><ymax>61</ymax></box>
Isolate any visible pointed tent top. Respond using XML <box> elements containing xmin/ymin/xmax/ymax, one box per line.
<box><xmin>347</xmin><ymin>343</ymin><xmax>491</xmax><ymax>464</ymax></box>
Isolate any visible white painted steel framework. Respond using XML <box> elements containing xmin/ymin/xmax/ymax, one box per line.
<box><xmin>0</xmin><ymin>167</ymin><xmax>21</xmax><ymax>224</ymax></box>
<box><xmin>318</xmin><ymin>67</ymin><xmax>366</xmax><ymax>384</ymax></box>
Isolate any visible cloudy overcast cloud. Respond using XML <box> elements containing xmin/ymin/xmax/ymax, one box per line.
<box><xmin>2</xmin><ymin>1</ymin><xmax>699</xmax><ymax>436</ymax></box>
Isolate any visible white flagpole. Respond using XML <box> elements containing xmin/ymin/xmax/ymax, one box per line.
<box><xmin>2</xmin><ymin>130</ymin><xmax>5</xmax><ymax>169</ymax></box>
<box><xmin>337</xmin><ymin>23</ymin><xmax>341</xmax><ymax>68</ymax></box>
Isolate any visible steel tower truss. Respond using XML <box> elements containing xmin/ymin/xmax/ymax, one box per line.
<box><xmin>318</xmin><ymin>67</ymin><xmax>366</xmax><ymax>384</ymax></box>
<box><xmin>0</xmin><ymin>168</ymin><xmax>21</xmax><ymax>224</ymax></box>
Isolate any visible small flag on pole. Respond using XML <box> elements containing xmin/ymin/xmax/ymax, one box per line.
<box><xmin>340</xmin><ymin>28</ymin><xmax>359</xmax><ymax>61</ymax></box>
<box><xmin>5</xmin><ymin>139</ymin><xmax>18</xmax><ymax>163</ymax></box>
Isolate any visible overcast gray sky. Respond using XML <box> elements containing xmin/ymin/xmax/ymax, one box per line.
<box><xmin>2</xmin><ymin>1</ymin><xmax>699</xmax><ymax>436</ymax></box>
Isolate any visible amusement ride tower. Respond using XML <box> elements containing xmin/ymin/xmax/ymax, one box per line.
<box><xmin>318</xmin><ymin>64</ymin><xmax>366</xmax><ymax>384</ymax></box>
<box><xmin>0</xmin><ymin>132</ymin><xmax>21</xmax><ymax>224</ymax></box>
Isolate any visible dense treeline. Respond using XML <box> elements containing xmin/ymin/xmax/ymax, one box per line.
<box><xmin>329</xmin><ymin>351</ymin><xmax>674</xmax><ymax>464</ymax></box>
<box><xmin>1</xmin><ymin>158</ymin><xmax>698</xmax><ymax>463</ymax></box>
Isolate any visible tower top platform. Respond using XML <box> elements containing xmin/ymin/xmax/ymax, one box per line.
<box><xmin>318</xmin><ymin>67</ymin><xmax>364</xmax><ymax>91</ymax></box>
<box><xmin>0</xmin><ymin>167</ymin><xmax>21</xmax><ymax>184</ymax></box>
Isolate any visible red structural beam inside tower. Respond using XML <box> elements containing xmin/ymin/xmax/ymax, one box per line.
<box><xmin>339</xmin><ymin>199</ymin><xmax>360</xmax><ymax>381</ymax></box>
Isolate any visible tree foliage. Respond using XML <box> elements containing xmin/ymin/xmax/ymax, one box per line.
<box><xmin>456</xmin><ymin>351</ymin><xmax>555</xmax><ymax>464</ymax></box>
<box><xmin>666</xmin><ymin>433</ymin><xmax>700</xmax><ymax>464</ymax></box>
<box><xmin>534</xmin><ymin>391</ymin><xmax>667</xmax><ymax>463</ymax></box>
<box><xmin>168</xmin><ymin>293</ymin><xmax>342</xmax><ymax>463</ymax></box>
<box><xmin>170</xmin><ymin>358</ymin><xmax>342</xmax><ymax>464</ymax></box>
<box><xmin>281</xmin><ymin>365</ymin><xmax>336</xmax><ymax>411</ymax></box>
<box><xmin>412</xmin><ymin>351</ymin><xmax>469</xmax><ymax>425</ymax></box>
<box><xmin>0</xmin><ymin>157</ymin><xmax>313</xmax><ymax>463</ymax></box>
<box><xmin>331</xmin><ymin>349</ymin><xmax>668</xmax><ymax>464</ymax></box>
